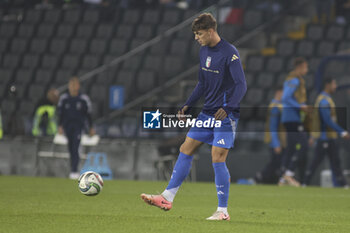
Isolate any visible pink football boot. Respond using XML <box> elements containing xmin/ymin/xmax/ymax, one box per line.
<box><xmin>140</xmin><ymin>193</ymin><xmax>172</xmax><ymax>211</ymax></box>
<box><xmin>206</xmin><ymin>211</ymin><xmax>231</xmax><ymax>221</ymax></box>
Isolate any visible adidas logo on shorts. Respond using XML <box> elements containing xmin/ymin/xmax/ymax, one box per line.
<box><xmin>217</xmin><ymin>139</ymin><xmax>225</xmax><ymax>145</ymax></box>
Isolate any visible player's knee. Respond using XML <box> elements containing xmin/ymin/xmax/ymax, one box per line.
<box><xmin>212</xmin><ymin>155</ymin><xmax>225</xmax><ymax>163</ymax></box>
<box><xmin>211</xmin><ymin>150</ymin><xmax>228</xmax><ymax>163</ymax></box>
<box><xmin>179</xmin><ymin>142</ymin><xmax>193</xmax><ymax>155</ymax></box>
<box><xmin>180</xmin><ymin>140</ymin><xmax>200</xmax><ymax>156</ymax></box>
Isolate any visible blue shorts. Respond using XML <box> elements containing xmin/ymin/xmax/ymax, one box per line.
<box><xmin>187</xmin><ymin>112</ymin><xmax>238</xmax><ymax>149</ymax></box>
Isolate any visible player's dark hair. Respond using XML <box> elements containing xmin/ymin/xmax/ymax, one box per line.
<box><xmin>192</xmin><ymin>13</ymin><xmax>217</xmax><ymax>32</ymax></box>
<box><xmin>47</xmin><ymin>88</ymin><xmax>59</xmax><ymax>105</ymax></box>
<box><xmin>322</xmin><ymin>77</ymin><xmax>335</xmax><ymax>89</ymax></box>
<box><xmin>293</xmin><ymin>57</ymin><xmax>307</xmax><ymax>68</ymax></box>
<box><xmin>69</xmin><ymin>76</ymin><xmax>80</xmax><ymax>83</ymax></box>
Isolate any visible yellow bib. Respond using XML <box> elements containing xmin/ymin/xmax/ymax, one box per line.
<box><xmin>311</xmin><ymin>94</ymin><xmax>337</xmax><ymax>139</ymax></box>
<box><xmin>285</xmin><ymin>71</ymin><xmax>307</xmax><ymax>104</ymax></box>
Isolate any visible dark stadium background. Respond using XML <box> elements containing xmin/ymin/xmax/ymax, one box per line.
<box><xmin>0</xmin><ymin>0</ymin><xmax>350</xmax><ymax>186</ymax></box>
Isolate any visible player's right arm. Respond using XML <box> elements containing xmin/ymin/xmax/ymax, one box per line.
<box><xmin>57</xmin><ymin>93</ymin><xmax>67</xmax><ymax>134</ymax></box>
<box><xmin>178</xmin><ymin>72</ymin><xmax>205</xmax><ymax>120</ymax></box>
<box><xmin>178</xmin><ymin>81</ymin><xmax>204</xmax><ymax>120</ymax></box>
<box><xmin>184</xmin><ymin>76</ymin><xmax>205</xmax><ymax>108</ymax></box>
<box><xmin>182</xmin><ymin>46</ymin><xmax>205</xmax><ymax>110</ymax></box>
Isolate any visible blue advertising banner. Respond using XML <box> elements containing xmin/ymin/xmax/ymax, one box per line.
<box><xmin>109</xmin><ymin>86</ymin><xmax>124</xmax><ymax>109</ymax></box>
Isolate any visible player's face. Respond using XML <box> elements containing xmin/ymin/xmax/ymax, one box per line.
<box><xmin>299</xmin><ymin>62</ymin><xmax>309</xmax><ymax>76</ymax></box>
<box><xmin>330</xmin><ymin>80</ymin><xmax>337</xmax><ymax>93</ymax></box>
<box><xmin>194</xmin><ymin>29</ymin><xmax>211</xmax><ymax>46</ymax></box>
<box><xmin>68</xmin><ymin>80</ymin><xmax>80</xmax><ymax>96</ymax></box>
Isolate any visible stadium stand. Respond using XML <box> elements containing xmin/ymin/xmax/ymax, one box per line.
<box><xmin>1</xmin><ymin>0</ymin><xmax>350</xmax><ymax>189</ymax></box>
<box><xmin>0</xmin><ymin>0</ymin><xmax>345</xmax><ymax>141</ymax></box>
<box><xmin>0</xmin><ymin>4</ymin><xmax>205</xmax><ymax>134</ymax></box>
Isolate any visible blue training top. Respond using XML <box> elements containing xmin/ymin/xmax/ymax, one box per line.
<box><xmin>184</xmin><ymin>39</ymin><xmax>247</xmax><ymax>119</ymax></box>
<box><xmin>281</xmin><ymin>77</ymin><xmax>305</xmax><ymax>123</ymax></box>
<box><xmin>318</xmin><ymin>92</ymin><xmax>345</xmax><ymax>140</ymax></box>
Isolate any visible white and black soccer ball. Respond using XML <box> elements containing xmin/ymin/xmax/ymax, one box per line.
<box><xmin>78</xmin><ymin>171</ymin><xmax>104</xmax><ymax>196</ymax></box>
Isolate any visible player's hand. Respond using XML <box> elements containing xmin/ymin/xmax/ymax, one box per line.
<box><xmin>344</xmin><ymin>1</ymin><xmax>350</xmax><ymax>8</ymax></box>
<box><xmin>274</xmin><ymin>147</ymin><xmax>282</xmax><ymax>154</ymax></box>
<box><xmin>89</xmin><ymin>128</ymin><xmax>96</xmax><ymax>136</ymax></box>
<box><xmin>308</xmin><ymin>137</ymin><xmax>314</xmax><ymax>147</ymax></box>
<box><xmin>178</xmin><ymin>105</ymin><xmax>189</xmax><ymax>121</ymax></box>
<box><xmin>214</xmin><ymin>108</ymin><xmax>227</xmax><ymax>121</ymax></box>
<box><xmin>58</xmin><ymin>126</ymin><xmax>64</xmax><ymax>135</ymax></box>
<box><xmin>300</xmin><ymin>105</ymin><xmax>310</xmax><ymax>113</ymax></box>
<box><xmin>342</xmin><ymin>131</ymin><xmax>350</xmax><ymax>139</ymax></box>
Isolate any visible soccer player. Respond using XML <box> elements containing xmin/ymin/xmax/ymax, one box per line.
<box><xmin>279</xmin><ymin>57</ymin><xmax>309</xmax><ymax>186</ymax></box>
<box><xmin>303</xmin><ymin>78</ymin><xmax>350</xmax><ymax>187</ymax></box>
<box><xmin>255</xmin><ymin>87</ymin><xmax>286</xmax><ymax>184</ymax></box>
<box><xmin>141</xmin><ymin>13</ymin><xmax>247</xmax><ymax>220</ymax></box>
<box><xmin>57</xmin><ymin>77</ymin><xmax>95</xmax><ymax>179</ymax></box>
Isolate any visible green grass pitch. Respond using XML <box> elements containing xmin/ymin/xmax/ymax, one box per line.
<box><xmin>1</xmin><ymin>176</ymin><xmax>350</xmax><ymax>233</ymax></box>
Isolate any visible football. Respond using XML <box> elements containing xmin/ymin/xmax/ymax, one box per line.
<box><xmin>78</xmin><ymin>171</ymin><xmax>104</xmax><ymax>196</ymax></box>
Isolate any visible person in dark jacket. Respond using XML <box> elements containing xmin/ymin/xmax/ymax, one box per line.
<box><xmin>57</xmin><ymin>77</ymin><xmax>95</xmax><ymax>179</ymax></box>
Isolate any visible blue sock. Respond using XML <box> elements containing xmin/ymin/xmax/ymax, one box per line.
<box><xmin>162</xmin><ymin>152</ymin><xmax>193</xmax><ymax>202</ymax></box>
<box><xmin>213</xmin><ymin>162</ymin><xmax>230</xmax><ymax>207</ymax></box>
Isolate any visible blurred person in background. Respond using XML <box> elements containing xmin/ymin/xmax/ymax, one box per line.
<box><xmin>303</xmin><ymin>78</ymin><xmax>350</xmax><ymax>187</ymax></box>
<box><xmin>57</xmin><ymin>77</ymin><xmax>95</xmax><ymax>179</ymax></box>
<box><xmin>255</xmin><ymin>86</ymin><xmax>286</xmax><ymax>184</ymax></box>
<box><xmin>279</xmin><ymin>57</ymin><xmax>310</xmax><ymax>187</ymax></box>
<box><xmin>32</xmin><ymin>88</ymin><xmax>59</xmax><ymax>137</ymax></box>
<box><xmin>83</xmin><ymin>0</ymin><xmax>104</xmax><ymax>7</ymax></box>
<box><xmin>315</xmin><ymin>0</ymin><xmax>333</xmax><ymax>24</ymax></box>
<box><xmin>335</xmin><ymin>0</ymin><xmax>350</xmax><ymax>24</ymax></box>
<box><xmin>84</xmin><ymin>0</ymin><xmax>102</xmax><ymax>4</ymax></box>
<box><xmin>0</xmin><ymin>108</ymin><xmax>3</xmax><ymax>139</ymax></box>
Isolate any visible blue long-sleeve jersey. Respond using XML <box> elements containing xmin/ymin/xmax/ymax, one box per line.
<box><xmin>184</xmin><ymin>39</ymin><xmax>247</xmax><ymax>119</ymax></box>
<box><xmin>318</xmin><ymin>92</ymin><xmax>345</xmax><ymax>140</ymax></box>
<box><xmin>58</xmin><ymin>92</ymin><xmax>93</xmax><ymax>129</ymax></box>
<box><xmin>281</xmin><ymin>78</ymin><xmax>305</xmax><ymax>123</ymax></box>
<box><xmin>269</xmin><ymin>100</ymin><xmax>282</xmax><ymax>148</ymax></box>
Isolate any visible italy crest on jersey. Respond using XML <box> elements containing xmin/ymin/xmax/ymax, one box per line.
<box><xmin>206</xmin><ymin>56</ymin><xmax>211</xmax><ymax>68</ymax></box>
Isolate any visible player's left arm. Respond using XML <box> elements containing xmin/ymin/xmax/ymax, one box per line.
<box><xmin>270</xmin><ymin>107</ymin><xmax>281</xmax><ymax>149</ymax></box>
<box><xmin>81</xmin><ymin>94</ymin><xmax>95</xmax><ymax>135</ymax></box>
<box><xmin>214</xmin><ymin>51</ymin><xmax>247</xmax><ymax>120</ymax></box>
<box><xmin>319</xmin><ymin>100</ymin><xmax>346</xmax><ymax>136</ymax></box>
<box><xmin>223</xmin><ymin>51</ymin><xmax>247</xmax><ymax>115</ymax></box>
